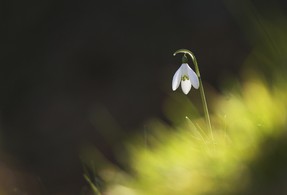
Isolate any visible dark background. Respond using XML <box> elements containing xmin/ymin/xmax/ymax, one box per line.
<box><xmin>2</xmin><ymin>0</ymin><xmax>285</xmax><ymax>194</ymax></box>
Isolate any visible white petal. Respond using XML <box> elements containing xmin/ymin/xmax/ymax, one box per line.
<box><xmin>187</xmin><ymin>65</ymin><xmax>199</xmax><ymax>89</ymax></box>
<box><xmin>172</xmin><ymin>66</ymin><xmax>182</xmax><ymax>91</ymax></box>
<box><xmin>181</xmin><ymin>79</ymin><xmax>192</xmax><ymax>94</ymax></box>
<box><xmin>181</xmin><ymin>63</ymin><xmax>189</xmax><ymax>74</ymax></box>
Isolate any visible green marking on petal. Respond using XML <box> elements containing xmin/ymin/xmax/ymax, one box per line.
<box><xmin>181</xmin><ymin>75</ymin><xmax>189</xmax><ymax>81</ymax></box>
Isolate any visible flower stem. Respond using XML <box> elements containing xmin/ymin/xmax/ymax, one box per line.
<box><xmin>173</xmin><ymin>49</ymin><xmax>214</xmax><ymax>142</ymax></box>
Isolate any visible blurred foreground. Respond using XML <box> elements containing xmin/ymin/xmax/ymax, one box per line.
<box><xmin>81</xmin><ymin>71</ymin><xmax>287</xmax><ymax>195</ymax></box>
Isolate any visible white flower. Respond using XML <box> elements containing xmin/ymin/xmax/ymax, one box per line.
<box><xmin>172</xmin><ymin>63</ymin><xmax>199</xmax><ymax>94</ymax></box>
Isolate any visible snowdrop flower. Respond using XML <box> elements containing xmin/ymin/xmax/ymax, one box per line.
<box><xmin>172</xmin><ymin>63</ymin><xmax>199</xmax><ymax>94</ymax></box>
<box><xmin>172</xmin><ymin>49</ymin><xmax>213</xmax><ymax>140</ymax></box>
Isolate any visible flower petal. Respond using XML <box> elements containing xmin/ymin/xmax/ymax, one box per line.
<box><xmin>181</xmin><ymin>79</ymin><xmax>192</xmax><ymax>94</ymax></box>
<box><xmin>181</xmin><ymin>63</ymin><xmax>189</xmax><ymax>74</ymax></box>
<box><xmin>187</xmin><ymin>65</ymin><xmax>199</xmax><ymax>89</ymax></box>
<box><xmin>172</xmin><ymin>66</ymin><xmax>182</xmax><ymax>91</ymax></box>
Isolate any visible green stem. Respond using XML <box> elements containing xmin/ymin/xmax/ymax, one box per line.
<box><xmin>84</xmin><ymin>174</ymin><xmax>101</xmax><ymax>195</ymax></box>
<box><xmin>173</xmin><ymin>49</ymin><xmax>214</xmax><ymax>142</ymax></box>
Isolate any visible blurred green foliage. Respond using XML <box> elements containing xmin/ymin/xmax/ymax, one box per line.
<box><xmin>102</xmin><ymin>72</ymin><xmax>287</xmax><ymax>195</ymax></box>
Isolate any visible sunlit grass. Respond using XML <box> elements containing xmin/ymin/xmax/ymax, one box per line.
<box><xmin>94</xmin><ymin>72</ymin><xmax>287</xmax><ymax>195</ymax></box>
